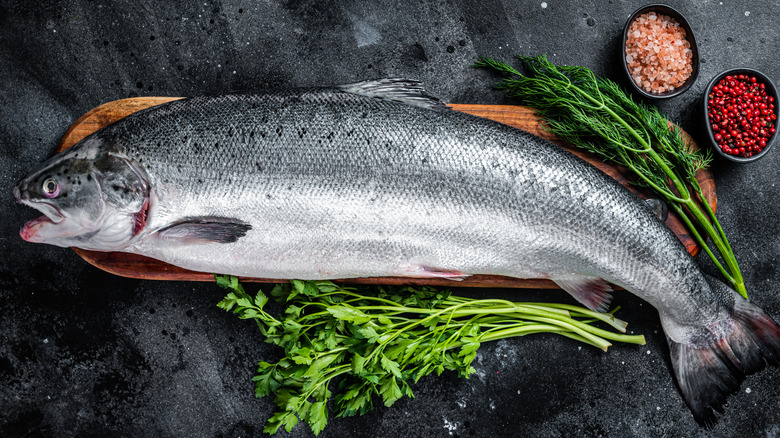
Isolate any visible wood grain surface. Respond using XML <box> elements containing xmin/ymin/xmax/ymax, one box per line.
<box><xmin>56</xmin><ymin>98</ymin><xmax>716</xmax><ymax>288</ymax></box>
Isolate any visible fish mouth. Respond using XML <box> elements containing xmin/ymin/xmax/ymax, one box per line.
<box><xmin>18</xmin><ymin>206</ymin><xmax>65</xmax><ymax>243</ymax></box>
<box><xmin>15</xmin><ymin>185</ymin><xmax>66</xmax><ymax>242</ymax></box>
<box><xmin>17</xmin><ymin>198</ymin><xmax>65</xmax><ymax>224</ymax></box>
<box><xmin>14</xmin><ymin>185</ymin><xmax>64</xmax><ymax>222</ymax></box>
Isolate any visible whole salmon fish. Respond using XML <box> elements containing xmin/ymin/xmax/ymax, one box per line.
<box><xmin>13</xmin><ymin>79</ymin><xmax>780</xmax><ymax>424</ymax></box>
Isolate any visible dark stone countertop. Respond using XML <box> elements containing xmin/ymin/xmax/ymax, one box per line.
<box><xmin>2</xmin><ymin>1</ymin><xmax>779</xmax><ymax>437</ymax></box>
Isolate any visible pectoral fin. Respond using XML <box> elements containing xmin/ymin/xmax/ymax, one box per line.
<box><xmin>552</xmin><ymin>275</ymin><xmax>613</xmax><ymax>313</ymax></box>
<box><xmin>157</xmin><ymin>217</ymin><xmax>252</xmax><ymax>244</ymax></box>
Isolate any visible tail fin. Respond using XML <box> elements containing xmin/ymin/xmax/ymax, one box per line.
<box><xmin>667</xmin><ymin>294</ymin><xmax>780</xmax><ymax>426</ymax></box>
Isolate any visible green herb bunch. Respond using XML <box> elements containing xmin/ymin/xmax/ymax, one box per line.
<box><xmin>475</xmin><ymin>55</ymin><xmax>746</xmax><ymax>298</ymax></box>
<box><xmin>215</xmin><ymin>275</ymin><xmax>645</xmax><ymax>435</ymax></box>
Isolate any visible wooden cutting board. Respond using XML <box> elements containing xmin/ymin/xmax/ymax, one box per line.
<box><xmin>57</xmin><ymin>98</ymin><xmax>716</xmax><ymax>288</ymax></box>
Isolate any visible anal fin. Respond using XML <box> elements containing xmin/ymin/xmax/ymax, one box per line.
<box><xmin>552</xmin><ymin>275</ymin><xmax>614</xmax><ymax>313</ymax></box>
<box><xmin>157</xmin><ymin>217</ymin><xmax>251</xmax><ymax>244</ymax></box>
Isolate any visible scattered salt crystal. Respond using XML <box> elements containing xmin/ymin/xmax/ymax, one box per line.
<box><xmin>541</xmin><ymin>2</ymin><xmax>547</xmax><ymax>8</ymax></box>
<box><xmin>745</xmin><ymin>11</ymin><xmax>750</xmax><ymax>16</ymax></box>
<box><xmin>746</xmin><ymin>387</ymin><xmax>752</xmax><ymax>394</ymax></box>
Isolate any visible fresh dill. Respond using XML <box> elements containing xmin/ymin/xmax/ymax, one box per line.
<box><xmin>475</xmin><ymin>54</ymin><xmax>746</xmax><ymax>298</ymax></box>
<box><xmin>216</xmin><ymin>275</ymin><xmax>645</xmax><ymax>435</ymax></box>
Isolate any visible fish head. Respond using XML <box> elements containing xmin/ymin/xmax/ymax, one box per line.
<box><xmin>14</xmin><ymin>137</ymin><xmax>150</xmax><ymax>251</ymax></box>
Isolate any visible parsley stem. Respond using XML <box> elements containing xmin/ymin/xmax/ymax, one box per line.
<box><xmin>217</xmin><ymin>277</ymin><xmax>647</xmax><ymax>435</ymax></box>
<box><xmin>530</xmin><ymin>303</ymin><xmax>628</xmax><ymax>332</ymax></box>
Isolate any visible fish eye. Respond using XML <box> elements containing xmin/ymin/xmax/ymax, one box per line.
<box><xmin>42</xmin><ymin>177</ymin><xmax>60</xmax><ymax>198</ymax></box>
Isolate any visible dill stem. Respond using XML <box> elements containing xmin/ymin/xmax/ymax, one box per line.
<box><xmin>669</xmin><ymin>203</ymin><xmax>732</xmax><ymax>283</ymax></box>
<box><xmin>690</xmin><ymin>181</ymin><xmax>745</xmax><ymax>297</ymax></box>
<box><xmin>560</xmin><ymin>76</ymin><xmax>744</xmax><ymax>294</ymax></box>
<box><xmin>476</xmin><ymin>55</ymin><xmax>746</xmax><ymax>297</ymax></box>
<box><xmin>564</xmin><ymin>78</ymin><xmax>693</xmax><ymax>201</ymax></box>
<box><xmin>677</xmin><ymin>200</ymin><xmax>746</xmax><ymax>297</ymax></box>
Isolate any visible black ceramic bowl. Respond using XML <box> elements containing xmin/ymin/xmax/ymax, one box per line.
<box><xmin>621</xmin><ymin>4</ymin><xmax>699</xmax><ymax>99</ymax></box>
<box><xmin>703</xmin><ymin>68</ymin><xmax>779</xmax><ymax>163</ymax></box>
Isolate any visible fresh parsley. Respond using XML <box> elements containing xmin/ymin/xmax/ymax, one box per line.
<box><xmin>216</xmin><ymin>275</ymin><xmax>645</xmax><ymax>435</ymax></box>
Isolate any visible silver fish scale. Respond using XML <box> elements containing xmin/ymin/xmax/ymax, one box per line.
<box><xmin>99</xmin><ymin>89</ymin><xmax>727</xmax><ymax>330</ymax></box>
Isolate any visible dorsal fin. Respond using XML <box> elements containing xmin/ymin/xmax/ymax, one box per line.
<box><xmin>338</xmin><ymin>78</ymin><xmax>450</xmax><ymax>111</ymax></box>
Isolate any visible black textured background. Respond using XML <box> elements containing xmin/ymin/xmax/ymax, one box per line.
<box><xmin>2</xmin><ymin>1</ymin><xmax>780</xmax><ymax>437</ymax></box>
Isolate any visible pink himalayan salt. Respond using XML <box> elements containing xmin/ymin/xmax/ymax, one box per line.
<box><xmin>625</xmin><ymin>12</ymin><xmax>693</xmax><ymax>94</ymax></box>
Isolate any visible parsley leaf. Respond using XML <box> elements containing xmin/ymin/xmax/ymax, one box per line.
<box><xmin>215</xmin><ymin>275</ymin><xmax>645</xmax><ymax>435</ymax></box>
